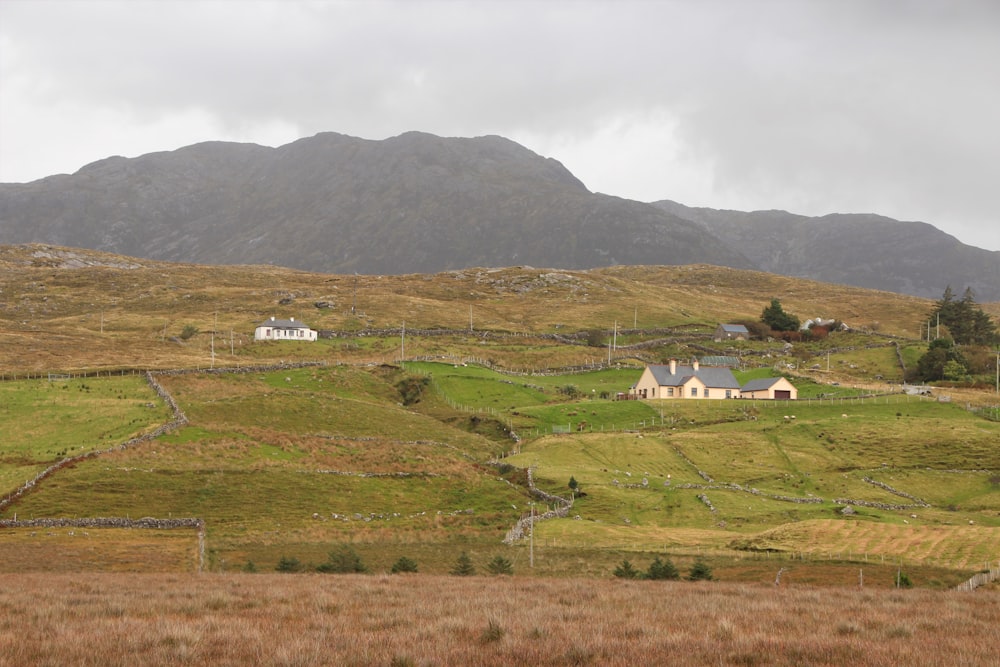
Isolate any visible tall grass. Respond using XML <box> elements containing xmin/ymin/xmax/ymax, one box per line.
<box><xmin>1</xmin><ymin>573</ymin><xmax>998</xmax><ymax>666</ymax></box>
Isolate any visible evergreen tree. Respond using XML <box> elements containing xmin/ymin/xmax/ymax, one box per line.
<box><xmin>486</xmin><ymin>555</ymin><xmax>514</xmax><ymax>575</ymax></box>
<box><xmin>687</xmin><ymin>559</ymin><xmax>714</xmax><ymax>581</ymax></box>
<box><xmin>316</xmin><ymin>545</ymin><xmax>367</xmax><ymax>573</ymax></box>
<box><xmin>613</xmin><ymin>559</ymin><xmax>640</xmax><ymax>579</ymax></box>
<box><xmin>760</xmin><ymin>298</ymin><xmax>800</xmax><ymax>332</ymax></box>
<box><xmin>451</xmin><ymin>551</ymin><xmax>475</xmax><ymax>576</ymax></box>
<box><xmin>931</xmin><ymin>286</ymin><xmax>998</xmax><ymax>345</ymax></box>
<box><xmin>390</xmin><ymin>556</ymin><xmax>419</xmax><ymax>573</ymax></box>
<box><xmin>644</xmin><ymin>556</ymin><xmax>680</xmax><ymax>580</ymax></box>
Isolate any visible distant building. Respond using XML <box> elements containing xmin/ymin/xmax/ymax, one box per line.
<box><xmin>740</xmin><ymin>377</ymin><xmax>797</xmax><ymax>400</ymax></box>
<box><xmin>254</xmin><ymin>316</ymin><xmax>318</xmax><ymax>342</ymax></box>
<box><xmin>631</xmin><ymin>359</ymin><xmax>742</xmax><ymax>400</ymax></box>
<box><xmin>713</xmin><ymin>323</ymin><xmax>749</xmax><ymax>342</ymax></box>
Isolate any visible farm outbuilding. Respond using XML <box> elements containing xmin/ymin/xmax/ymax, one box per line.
<box><xmin>740</xmin><ymin>377</ymin><xmax>798</xmax><ymax>400</ymax></box>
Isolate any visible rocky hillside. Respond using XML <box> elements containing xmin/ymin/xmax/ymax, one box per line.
<box><xmin>0</xmin><ymin>132</ymin><xmax>750</xmax><ymax>275</ymax></box>
<box><xmin>653</xmin><ymin>201</ymin><xmax>1000</xmax><ymax>301</ymax></box>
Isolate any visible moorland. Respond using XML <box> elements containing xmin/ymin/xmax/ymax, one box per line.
<box><xmin>1</xmin><ymin>243</ymin><xmax>998</xmax><ymax>665</ymax></box>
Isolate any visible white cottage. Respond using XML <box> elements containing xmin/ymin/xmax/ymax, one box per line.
<box><xmin>254</xmin><ymin>317</ymin><xmax>318</xmax><ymax>342</ymax></box>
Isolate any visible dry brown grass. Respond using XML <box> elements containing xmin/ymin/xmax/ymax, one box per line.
<box><xmin>0</xmin><ymin>244</ymin><xmax>936</xmax><ymax>374</ymax></box>
<box><xmin>1</xmin><ymin>572</ymin><xmax>997</xmax><ymax>666</ymax></box>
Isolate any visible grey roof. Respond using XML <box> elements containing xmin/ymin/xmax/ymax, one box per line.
<box><xmin>719</xmin><ymin>324</ymin><xmax>749</xmax><ymax>333</ymax></box>
<box><xmin>700</xmin><ymin>355</ymin><xmax>740</xmax><ymax>368</ymax></box>
<box><xmin>257</xmin><ymin>318</ymin><xmax>312</xmax><ymax>329</ymax></box>
<box><xmin>647</xmin><ymin>364</ymin><xmax>741</xmax><ymax>389</ymax></box>
<box><xmin>740</xmin><ymin>378</ymin><xmax>785</xmax><ymax>392</ymax></box>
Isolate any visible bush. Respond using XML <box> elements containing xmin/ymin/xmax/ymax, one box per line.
<box><xmin>687</xmin><ymin>559</ymin><xmax>713</xmax><ymax>581</ymax></box>
<box><xmin>390</xmin><ymin>556</ymin><xmax>419</xmax><ymax>574</ymax></box>
<box><xmin>613</xmin><ymin>559</ymin><xmax>640</xmax><ymax>579</ymax></box>
<box><xmin>395</xmin><ymin>375</ymin><xmax>430</xmax><ymax>406</ymax></box>
<box><xmin>487</xmin><ymin>555</ymin><xmax>514</xmax><ymax>575</ymax></box>
<box><xmin>316</xmin><ymin>545</ymin><xmax>367</xmax><ymax>573</ymax></box>
<box><xmin>242</xmin><ymin>559</ymin><xmax>257</xmax><ymax>573</ymax></box>
<box><xmin>645</xmin><ymin>556</ymin><xmax>680</xmax><ymax>580</ymax></box>
<box><xmin>451</xmin><ymin>551</ymin><xmax>475</xmax><ymax>576</ymax></box>
<box><xmin>179</xmin><ymin>324</ymin><xmax>199</xmax><ymax>340</ymax></box>
<box><xmin>275</xmin><ymin>556</ymin><xmax>303</xmax><ymax>573</ymax></box>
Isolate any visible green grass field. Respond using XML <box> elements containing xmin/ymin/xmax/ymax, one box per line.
<box><xmin>1</xmin><ymin>251</ymin><xmax>998</xmax><ymax>584</ymax></box>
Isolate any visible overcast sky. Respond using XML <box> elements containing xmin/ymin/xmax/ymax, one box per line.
<box><xmin>2</xmin><ymin>0</ymin><xmax>998</xmax><ymax>251</ymax></box>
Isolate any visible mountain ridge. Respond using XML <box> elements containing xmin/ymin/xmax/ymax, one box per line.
<box><xmin>1</xmin><ymin>131</ymin><xmax>996</xmax><ymax>299</ymax></box>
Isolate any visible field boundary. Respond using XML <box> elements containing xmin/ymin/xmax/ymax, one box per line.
<box><xmin>0</xmin><ymin>517</ymin><xmax>206</xmax><ymax>572</ymax></box>
<box><xmin>954</xmin><ymin>561</ymin><xmax>1000</xmax><ymax>592</ymax></box>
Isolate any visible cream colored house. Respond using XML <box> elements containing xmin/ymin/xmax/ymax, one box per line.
<box><xmin>631</xmin><ymin>359</ymin><xmax>742</xmax><ymax>400</ymax></box>
<box><xmin>254</xmin><ymin>316</ymin><xmax>318</xmax><ymax>342</ymax></box>
<box><xmin>740</xmin><ymin>377</ymin><xmax>797</xmax><ymax>400</ymax></box>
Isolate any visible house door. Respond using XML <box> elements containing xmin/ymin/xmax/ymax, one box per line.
<box><xmin>774</xmin><ymin>390</ymin><xmax>791</xmax><ymax>400</ymax></box>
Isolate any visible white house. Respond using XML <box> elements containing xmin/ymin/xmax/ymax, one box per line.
<box><xmin>740</xmin><ymin>377</ymin><xmax>797</xmax><ymax>400</ymax></box>
<box><xmin>254</xmin><ymin>316</ymin><xmax>318</xmax><ymax>342</ymax></box>
<box><xmin>631</xmin><ymin>359</ymin><xmax>742</xmax><ymax>400</ymax></box>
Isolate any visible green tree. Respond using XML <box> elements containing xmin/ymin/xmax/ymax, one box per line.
<box><xmin>486</xmin><ymin>555</ymin><xmax>514</xmax><ymax>575</ymax></box>
<box><xmin>644</xmin><ymin>556</ymin><xmax>680</xmax><ymax>580</ymax></box>
<box><xmin>451</xmin><ymin>551</ymin><xmax>475</xmax><ymax>576</ymax></box>
<box><xmin>613</xmin><ymin>559</ymin><xmax>640</xmax><ymax>579</ymax></box>
<box><xmin>931</xmin><ymin>286</ymin><xmax>998</xmax><ymax>345</ymax></box>
<box><xmin>316</xmin><ymin>545</ymin><xmax>367</xmax><ymax>573</ymax></box>
<box><xmin>687</xmin><ymin>559</ymin><xmax>713</xmax><ymax>581</ymax></box>
<box><xmin>760</xmin><ymin>298</ymin><xmax>800</xmax><ymax>332</ymax></box>
<box><xmin>275</xmin><ymin>556</ymin><xmax>303</xmax><ymax>573</ymax></box>
<box><xmin>915</xmin><ymin>338</ymin><xmax>967</xmax><ymax>382</ymax></box>
<box><xmin>568</xmin><ymin>476</ymin><xmax>579</xmax><ymax>497</ymax></box>
<box><xmin>390</xmin><ymin>556</ymin><xmax>419</xmax><ymax>573</ymax></box>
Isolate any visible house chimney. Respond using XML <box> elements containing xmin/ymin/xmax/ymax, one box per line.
<box><xmin>270</xmin><ymin>316</ymin><xmax>275</xmax><ymax>321</ymax></box>
<box><xmin>290</xmin><ymin>317</ymin><xmax>295</xmax><ymax>322</ymax></box>
<box><xmin>693</xmin><ymin>358</ymin><xmax>700</xmax><ymax>372</ymax></box>
<box><xmin>669</xmin><ymin>358</ymin><xmax>677</xmax><ymax>375</ymax></box>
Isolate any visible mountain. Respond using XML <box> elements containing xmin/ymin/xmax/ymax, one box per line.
<box><xmin>1</xmin><ymin>131</ymin><xmax>996</xmax><ymax>301</ymax></box>
<box><xmin>0</xmin><ymin>132</ymin><xmax>751</xmax><ymax>275</ymax></box>
<box><xmin>652</xmin><ymin>201</ymin><xmax>1000</xmax><ymax>301</ymax></box>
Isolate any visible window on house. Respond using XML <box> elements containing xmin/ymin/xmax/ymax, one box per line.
<box><xmin>725</xmin><ymin>390</ymin><xmax>732</xmax><ymax>398</ymax></box>
<box><xmin>691</xmin><ymin>387</ymin><xmax>698</xmax><ymax>397</ymax></box>
<box><xmin>668</xmin><ymin>387</ymin><xmax>674</xmax><ymax>397</ymax></box>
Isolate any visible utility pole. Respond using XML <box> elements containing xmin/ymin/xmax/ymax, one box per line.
<box><xmin>400</xmin><ymin>321</ymin><xmax>405</xmax><ymax>362</ymax></box>
<box><xmin>352</xmin><ymin>273</ymin><xmax>357</xmax><ymax>314</ymax></box>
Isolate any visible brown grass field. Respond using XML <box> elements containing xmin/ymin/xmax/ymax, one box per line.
<box><xmin>1</xmin><ymin>573</ymin><xmax>998</xmax><ymax>667</ymax></box>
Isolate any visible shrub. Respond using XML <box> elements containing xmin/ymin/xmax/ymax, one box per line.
<box><xmin>242</xmin><ymin>559</ymin><xmax>257</xmax><ymax>573</ymax></box>
<box><xmin>687</xmin><ymin>559</ymin><xmax>713</xmax><ymax>581</ymax></box>
<box><xmin>395</xmin><ymin>375</ymin><xmax>430</xmax><ymax>406</ymax></box>
<box><xmin>645</xmin><ymin>556</ymin><xmax>680</xmax><ymax>580</ymax></box>
<box><xmin>486</xmin><ymin>555</ymin><xmax>513</xmax><ymax>576</ymax></box>
<box><xmin>613</xmin><ymin>559</ymin><xmax>640</xmax><ymax>579</ymax></box>
<box><xmin>480</xmin><ymin>618</ymin><xmax>506</xmax><ymax>643</ymax></box>
<box><xmin>316</xmin><ymin>545</ymin><xmax>367</xmax><ymax>574</ymax></box>
<box><xmin>275</xmin><ymin>556</ymin><xmax>303</xmax><ymax>573</ymax></box>
<box><xmin>179</xmin><ymin>324</ymin><xmax>199</xmax><ymax>340</ymax></box>
<box><xmin>451</xmin><ymin>551</ymin><xmax>475</xmax><ymax>576</ymax></box>
<box><xmin>390</xmin><ymin>556</ymin><xmax>419</xmax><ymax>574</ymax></box>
